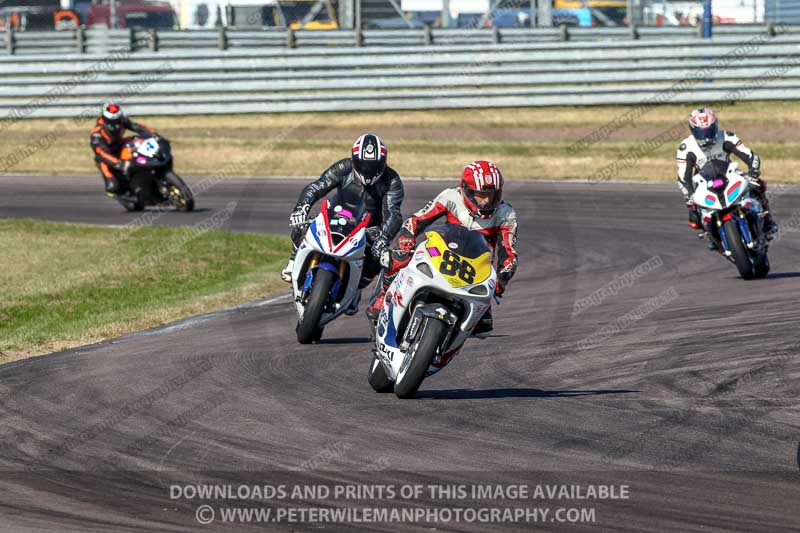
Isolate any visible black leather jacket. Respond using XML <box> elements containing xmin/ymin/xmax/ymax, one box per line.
<box><xmin>90</xmin><ymin>116</ymin><xmax>154</xmax><ymax>166</ymax></box>
<box><xmin>294</xmin><ymin>158</ymin><xmax>404</xmax><ymax>241</ymax></box>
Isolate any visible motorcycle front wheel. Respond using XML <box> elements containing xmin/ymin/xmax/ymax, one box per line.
<box><xmin>394</xmin><ymin>318</ymin><xmax>446</xmax><ymax>399</ymax></box>
<box><xmin>296</xmin><ymin>267</ymin><xmax>335</xmax><ymax>344</ymax></box>
<box><xmin>164</xmin><ymin>171</ymin><xmax>194</xmax><ymax>212</ymax></box>
<box><xmin>722</xmin><ymin>219</ymin><xmax>755</xmax><ymax>280</ymax></box>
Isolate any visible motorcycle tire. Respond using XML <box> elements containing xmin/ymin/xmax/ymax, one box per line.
<box><xmin>164</xmin><ymin>171</ymin><xmax>194</xmax><ymax>212</ymax></box>
<box><xmin>118</xmin><ymin>199</ymin><xmax>144</xmax><ymax>212</ymax></box>
<box><xmin>754</xmin><ymin>254</ymin><xmax>770</xmax><ymax>279</ymax></box>
<box><xmin>394</xmin><ymin>318</ymin><xmax>446</xmax><ymax>399</ymax></box>
<box><xmin>368</xmin><ymin>355</ymin><xmax>393</xmax><ymax>393</ymax></box>
<box><xmin>722</xmin><ymin>219</ymin><xmax>755</xmax><ymax>280</ymax></box>
<box><xmin>296</xmin><ymin>267</ymin><xmax>335</xmax><ymax>344</ymax></box>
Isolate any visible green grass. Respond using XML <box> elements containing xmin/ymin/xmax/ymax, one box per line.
<box><xmin>0</xmin><ymin>102</ymin><xmax>798</xmax><ymax>181</ymax></box>
<box><xmin>0</xmin><ymin>219</ymin><xmax>290</xmax><ymax>362</ymax></box>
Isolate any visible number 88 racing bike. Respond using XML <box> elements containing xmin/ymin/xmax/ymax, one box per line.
<box><xmin>369</xmin><ymin>224</ymin><xmax>497</xmax><ymax>399</ymax></box>
<box><xmin>692</xmin><ymin>162</ymin><xmax>770</xmax><ymax>279</ymax></box>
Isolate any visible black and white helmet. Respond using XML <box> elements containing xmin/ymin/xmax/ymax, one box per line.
<box><xmin>351</xmin><ymin>133</ymin><xmax>387</xmax><ymax>187</ymax></box>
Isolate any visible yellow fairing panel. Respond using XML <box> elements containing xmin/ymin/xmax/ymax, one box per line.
<box><xmin>424</xmin><ymin>231</ymin><xmax>492</xmax><ymax>288</ymax></box>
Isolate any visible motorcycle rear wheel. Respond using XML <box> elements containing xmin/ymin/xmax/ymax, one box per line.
<box><xmin>368</xmin><ymin>355</ymin><xmax>393</xmax><ymax>393</ymax></box>
<box><xmin>117</xmin><ymin>195</ymin><xmax>144</xmax><ymax>212</ymax></box>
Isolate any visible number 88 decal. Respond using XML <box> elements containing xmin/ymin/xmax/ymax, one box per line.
<box><xmin>439</xmin><ymin>250</ymin><xmax>476</xmax><ymax>284</ymax></box>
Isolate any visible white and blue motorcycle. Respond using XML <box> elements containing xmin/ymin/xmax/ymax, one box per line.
<box><xmin>368</xmin><ymin>224</ymin><xmax>497</xmax><ymax>399</ymax></box>
<box><xmin>290</xmin><ymin>191</ymin><xmax>371</xmax><ymax>343</ymax></box>
<box><xmin>692</xmin><ymin>162</ymin><xmax>770</xmax><ymax>279</ymax></box>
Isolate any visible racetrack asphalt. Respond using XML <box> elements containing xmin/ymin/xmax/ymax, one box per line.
<box><xmin>1</xmin><ymin>175</ymin><xmax>799</xmax><ymax>532</ymax></box>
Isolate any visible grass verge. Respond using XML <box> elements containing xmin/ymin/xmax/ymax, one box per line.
<box><xmin>1</xmin><ymin>102</ymin><xmax>798</xmax><ymax>182</ymax></box>
<box><xmin>0</xmin><ymin>219</ymin><xmax>290</xmax><ymax>363</ymax></box>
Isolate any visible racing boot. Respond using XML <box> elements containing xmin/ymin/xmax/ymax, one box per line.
<box><xmin>471</xmin><ymin>307</ymin><xmax>493</xmax><ymax>338</ymax></box>
<box><xmin>103</xmin><ymin>176</ymin><xmax>122</xmax><ymax>198</ymax></box>
<box><xmin>365</xmin><ymin>250</ymin><xmax>412</xmax><ymax>324</ymax></box>
<box><xmin>281</xmin><ymin>255</ymin><xmax>295</xmax><ymax>283</ymax></box>
<box><xmin>763</xmin><ymin>212</ymin><xmax>779</xmax><ymax>240</ymax></box>
<box><xmin>104</xmin><ymin>176</ymin><xmax>118</xmax><ymax>193</ymax></box>
<box><xmin>688</xmin><ymin>205</ymin><xmax>702</xmax><ymax>230</ymax></box>
<box><xmin>751</xmin><ymin>186</ymin><xmax>779</xmax><ymax>239</ymax></box>
<box><xmin>281</xmin><ymin>242</ymin><xmax>299</xmax><ymax>283</ymax></box>
<box><xmin>365</xmin><ymin>275</ymin><xmax>389</xmax><ymax>323</ymax></box>
<box><xmin>343</xmin><ymin>290</ymin><xmax>361</xmax><ymax>316</ymax></box>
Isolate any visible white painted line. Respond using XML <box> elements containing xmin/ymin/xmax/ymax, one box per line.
<box><xmin>140</xmin><ymin>292</ymin><xmax>293</xmax><ymax>336</ymax></box>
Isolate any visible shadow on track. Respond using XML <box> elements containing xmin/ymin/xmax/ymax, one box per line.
<box><xmin>765</xmin><ymin>272</ymin><xmax>800</xmax><ymax>280</ymax></box>
<box><xmin>317</xmin><ymin>337</ymin><xmax>371</xmax><ymax>345</ymax></box>
<box><xmin>416</xmin><ymin>388</ymin><xmax>639</xmax><ymax>400</ymax></box>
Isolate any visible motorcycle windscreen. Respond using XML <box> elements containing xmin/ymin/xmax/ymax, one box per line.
<box><xmin>423</xmin><ymin>224</ymin><xmax>492</xmax><ymax>288</ymax></box>
<box><xmin>326</xmin><ymin>189</ymin><xmax>367</xmax><ymax>244</ymax></box>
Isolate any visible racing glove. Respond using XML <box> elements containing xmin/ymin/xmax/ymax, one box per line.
<box><xmin>378</xmin><ymin>250</ymin><xmax>392</xmax><ymax>269</ymax></box>
<box><xmin>397</xmin><ymin>229</ymin><xmax>416</xmax><ymax>252</ymax></box>
<box><xmin>746</xmin><ymin>173</ymin><xmax>766</xmax><ymax>193</ymax></box>
<box><xmin>495</xmin><ymin>272</ymin><xmax>511</xmax><ymax>298</ymax></box>
<box><xmin>289</xmin><ymin>204</ymin><xmax>311</xmax><ymax>228</ymax></box>
<box><xmin>371</xmin><ymin>234</ymin><xmax>390</xmax><ymax>261</ymax></box>
<box><xmin>748</xmin><ymin>154</ymin><xmax>761</xmax><ymax>179</ymax></box>
<box><xmin>116</xmin><ymin>160</ymin><xmax>131</xmax><ymax>177</ymax></box>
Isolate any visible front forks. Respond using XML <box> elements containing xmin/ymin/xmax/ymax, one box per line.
<box><xmin>716</xmin><ymin>208</ymin><xmax>756</xmax><ymax>256</ymax></box>
<box><xmin>299</xmin><ymin>254</ymin><xmax>346</xmax><ymax>309</ymax></box>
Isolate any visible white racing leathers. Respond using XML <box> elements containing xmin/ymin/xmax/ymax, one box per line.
<box><xmin>402</xmin><ymin>187</ymin><xmax>518</xmax><ymax>282</ymax></box>
<box><xmin>676</xmin><ymin>130</ymin><xmax>760</xmax><ymax>198</ymax></box>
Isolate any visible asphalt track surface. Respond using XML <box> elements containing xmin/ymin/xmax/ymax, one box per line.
<box><xmin>1</xmin><ymin>175</ymin><xmax>799</xmax><ymax>532</ymax></box>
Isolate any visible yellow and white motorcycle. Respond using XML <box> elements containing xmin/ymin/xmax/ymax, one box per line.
<box><xmin>369</xmin><ymin>224</ymin><xmax>497</xmax><ymax>399</ymax></box>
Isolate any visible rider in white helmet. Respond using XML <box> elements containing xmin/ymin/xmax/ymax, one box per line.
<box><xmin>677</xmin><ymin>107</ymin><xmax>777</xmax><ymax>241</ymax></box>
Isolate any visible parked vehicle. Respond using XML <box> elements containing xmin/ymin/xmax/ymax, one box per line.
<box><xmin>87</xmin><ymin>1</ymin><xmax>176</xmax><ymax>29</ymax></box>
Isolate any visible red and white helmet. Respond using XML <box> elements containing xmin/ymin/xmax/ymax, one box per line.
<box><xmin>351</xmin><ymin>133</ymin><xmax>387</xmax><ymax>187</ymax></box>
<box><xmin>688</xmin><ymin>107</ymin><xmax>718</xmax><ymax>147</ymax></box>
<box><xmin>101</xmin><ymin>101</ymin><xmax>125</xmax><ymax>131</ymax></box>
<box><xmin>460</xmin><ymin>160</ymin><xmax>503</xmax><ymax>218</ymax></box>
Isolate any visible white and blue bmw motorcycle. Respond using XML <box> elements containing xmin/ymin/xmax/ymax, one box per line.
<box><xmin>290</xmin><ymin>191</ymin><xmax>371</xmax><ymax>343</ymax></box>
<box><xmin>693</xmin><ymin>162</ymin><xmax>770</xmax><ymax>279</ymax></box>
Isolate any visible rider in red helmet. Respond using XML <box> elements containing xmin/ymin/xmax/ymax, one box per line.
<box><xmin>366</xmin><ymin>160</ymin><xmax>518</xmax><ymax>337</ymax></box>
<box><xmin>90</xmin><ymin>101</ymin><xmax>157</xmax><ymax>196</ymax></box>
<box><xmin>678</xmin><ymin>107</ymin><xmax>777</xmax><ymax>244</ymax></box>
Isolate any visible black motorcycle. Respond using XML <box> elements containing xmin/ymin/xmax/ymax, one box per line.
<box><xmin>116</xmin><ymin>135</ymin><xmax>194</xmax><ymax>212</ymax></box>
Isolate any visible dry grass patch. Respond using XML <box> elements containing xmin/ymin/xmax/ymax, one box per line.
<box><xmin>1</xmin><ymin>102</ymin><xmax>798</xmax><ymax>181</ymax></box>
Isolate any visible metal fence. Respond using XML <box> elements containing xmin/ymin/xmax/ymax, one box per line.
<box><xmin>1</xmin><ymin>33</ymin><xmax>799</xmax><ymax>118</ymax></box>
<box><xmin>1</xmin><ymin>24</ymin><xmax>798</xmax><ymax>55</ymax></box>
<box><xmin>767</xmin><ymin>0</ymin><xmax>800</xmax><ymax>25</ymax></box>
